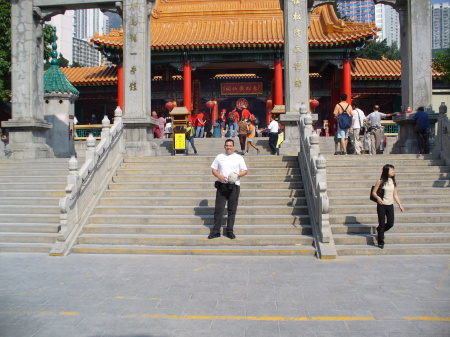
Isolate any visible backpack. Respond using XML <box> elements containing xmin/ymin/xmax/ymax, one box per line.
<box><xmin>228</xmin><ymin>112</ymin><xmax>235</xmax><ymax>122</ymax></box>
<box><xmin>338</xmin><ymin>104</ymin><xmax>352</xmax><ymax>129</ymax></box>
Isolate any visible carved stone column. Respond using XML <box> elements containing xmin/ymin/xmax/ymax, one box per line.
<box><xmin>122</xmin><ymin>0</ymin><xmax>158</xmax><ymax>156</ymax></box>
<box><xmin>1</xmin><ymin>2</ymin><xmax>62</xmax><ymax>159</ymax></box>
<box><xmin>279</xmin><ymin>0</ymin><xmax>311</xmax><ymax>155</ymax></box>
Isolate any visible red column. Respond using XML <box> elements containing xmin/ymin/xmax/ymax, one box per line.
<box><xmin>341</xmin><ymin>59</ymin><xmax>352</xmax><ymax>104</ymax></box>
<box><xmin>117</xmin><ymin>63</ymin><xmax>124</xmax><ymax>110</ymax></box>
<box><xmin>183</xmin><ymin>61</ymin><xmax>192</xmax><ymax>112</ymax></box>
<box><xmin>212</xmin><ymin>101</ymin><xmax>218</xmax><ymax>124</ymax></box>
<box><xmin>266</xmin><ymin>99</ymin><xmax>273</xmax><ymax>126</ymax></box>
<box><xmin>274</xmin><ymin>59</ymin><xmax>283</xmax><ymax>106</ymax></box>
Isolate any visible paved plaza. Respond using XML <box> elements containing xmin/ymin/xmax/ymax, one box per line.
<box><xmin>0</xmin><ymin>253</ymin><xmax>449</xmax><ymax>337</ymax></box>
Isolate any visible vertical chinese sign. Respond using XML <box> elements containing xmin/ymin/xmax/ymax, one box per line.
<box><xmin>283</xmin><ymin>0</ymin><xmax>310</xmax><ymax>113</ymax></box>
<box><xmin>123</xmin><ymin>0</ymin><xmax>151</xmax><ymax>116</ymax></box>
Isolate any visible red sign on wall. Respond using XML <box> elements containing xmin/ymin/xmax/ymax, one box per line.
<box><xmin>221</xmin><ymin>82</ymin><xmax>263</xmax><ymax>96</ymax></box>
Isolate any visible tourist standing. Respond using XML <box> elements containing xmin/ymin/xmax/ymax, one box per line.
<box><xmin>267</xmin><ymin>115</ymin><xmax>279</xmax><ymax>155</ymax></box>
<box><xmin>196</xmin><ymin>110</ymin><xmax>205</xmax><ymax>138</ymax></box>
<box><xmin>414</xmin><ymin>106</ymin><xmax>430</xmax><ymax>154</ymax></box>
<box><xmin>209</xmin><ymin>139</ymin><xmax>248</xmax><ymax>239</ymax></box>
<box><xmin>237</xmin><ymin>116</ymin><xmax>248</xmax><ymax>154</ymax></box>
<box><xmin>365</xmin><ymin>105</ymin><xmax>395</xmax><ymax>155</ymax></box>
<box><xmin>228</xmin><ymin>109</ymin><xmax>239</xmax><ymax>137</ymax></box>
<box><xmin>351</xmin><ymin>103</ymin><xmax>365</xmax><ymax>155</ymax></box>
<box><xmin>246</xmin><ymin>121</ymin><xmax>260</xmax><ymax>154</ymax></box>
<box><xmin>185</xmin><ymin>121</ymin><xmax>198</xmax><ymax>155</ymax></box>
<box><xmin>372</xmin><ymin>164</ymin><xmax>404</xmax><ymax>249</ymax></box>
<box><xmin>213</xmin><ymin>119</ymin><xmax>221</xmax><ymax>138</ymax></box>
<box><xmin>333</xmin><ymin>93</ymin><xmax>353</xmax><ymax>155</ymax></box>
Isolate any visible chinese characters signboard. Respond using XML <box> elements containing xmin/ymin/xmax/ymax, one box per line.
<box><xmin>221</xmin><ymin>82</ymin><xmax>263</xmax><ymax>96</ymax></box>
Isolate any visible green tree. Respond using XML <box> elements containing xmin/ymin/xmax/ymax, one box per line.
<box><xmin>57</xmin><ymin>53</ymin><xmax>69</xmax><ymax>68</ymax></box>
<box><xmin>0</xmin><ymin>0</ymin><xmax>11</xmax><ymax>102</ymax></box>
<box><xmin>71</xmin><ymin>62</ymin><xmax>84</xmax><ymax>68</ymax></box>
<box><xmin>357</xmin><ymin>39</ymin><xmax>401</xmax><ymax>60</ymax></box>
<box><xmin>43</xmin><ymin>24</ymin><xmax>54</xmax><ymax>63</ymax></box>
<box><xmin>433</xmin><ymin>47</ymin><xmax>450</xmax><ymax>83</ymax></box>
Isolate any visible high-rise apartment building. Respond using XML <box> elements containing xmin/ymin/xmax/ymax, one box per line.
<box><xmin>433</xmin><ymin>2</ymin><xmax>450</xmax><ymax>49</ymax></box>
<box><xmin>48</xmin><ymin>11</ymin><xmax>75</xmax><ymax>64</ymax></box>
<box><xmin>337</xmin><ymin>0</ymin><xmax>375</xmax><ymax>23</ymax></box>
<box><xmin>375</xmin><ymin>4</ymin><xmax>400</xmax><ymax>47</ymax></box>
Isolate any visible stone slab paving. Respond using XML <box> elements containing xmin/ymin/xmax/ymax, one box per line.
<box><xmin>0</xmin><ymin>254</ymin><xmax>449</xmax><ymax>337</ymax></box>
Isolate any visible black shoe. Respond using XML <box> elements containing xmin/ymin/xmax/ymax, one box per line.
<box><xmin>378</xmin><ymin>243</ymin><xmax>384</xmax><ymax>249</ymax></box>
<box><xmin>225</xmin><ymin>232</ymin><xmax>236</xmax><ymax>239</ymax></box>
<box><xmin>208</xmin><ymin>233</ymin><xmax>220</xmax><ymax>239</ymax></box>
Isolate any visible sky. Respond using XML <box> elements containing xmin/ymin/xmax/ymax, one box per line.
<box><xmin>433</xmin><ymin>0</ymin><xmax>447</xmax><ymax>4</ymax></box>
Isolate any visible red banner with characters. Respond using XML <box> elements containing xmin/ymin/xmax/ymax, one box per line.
<box><xmin>221</xmin><ymin>82</ymin><xmax>263</xmax><ymax>96</ymax></box>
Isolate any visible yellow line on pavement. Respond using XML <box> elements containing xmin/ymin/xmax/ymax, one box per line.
<box><xmin>404</xmin><ymin>316</ymin><xmax>450</xmax><ymax>321</ymax></box>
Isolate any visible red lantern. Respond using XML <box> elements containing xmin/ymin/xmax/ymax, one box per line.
<box><xmin>310</xmin><ymin>99</ymin><xmax>320</xmax><ymax>109</ymax></box>
<box><xmin>165</xmin><ymin>102</ymin><xmax>174</xmax><ymax>110</ymax></box>
<box><xmin>206</xmin><ymin>101</ymin><xmax>215</xmax><ymax>109</ymax></box>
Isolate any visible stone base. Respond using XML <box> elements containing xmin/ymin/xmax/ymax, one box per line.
<box><xmin>2</xmin><ymin>118</ymin><xmax>54</xmax><ymax>159</ymax></box>
<box><xmin>279</xmin><ymin>114</ymin><xmax>301</xmax><ymax>155</ymax></box>
<box><xmin>123</xmin><ymin>115</ymin><xmax>159</xmax><ymax>157</ymax></box>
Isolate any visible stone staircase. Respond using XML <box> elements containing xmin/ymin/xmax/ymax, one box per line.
<box><xmin>0</xmin><ymin>158</ymin><xmax>69</xmax><ymax>253</ymax></box>
<box><xmin>71</xmin><ymin>150</ymin><xmax>316</xmax><ymax>256</ymax></box>
<box><xmin>325</xmin><ymin>153</ymin><xmax>450</xmax><ymax>256</ymax></box>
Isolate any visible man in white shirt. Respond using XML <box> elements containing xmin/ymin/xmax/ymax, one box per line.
<box><xmin>351</xmin><ymin>103</ymin><xmax>365</xmax><ymax>155</ymax></box>
<box><xmin>210</xmin><ymin>139</ymin><xmax>248</xmax><ymax>239</ymax></box>
<box><xmin>365</xmin><ymin>105</ymin><xmax>394</xmax><ymax>155</ymax></box>
<box><xmin>267</xmin><ymin>115</ymin><xmax>279</xmax><ymax>155</ymax></box>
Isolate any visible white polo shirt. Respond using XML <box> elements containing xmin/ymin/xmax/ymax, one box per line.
<box><xmin>268</xmin><ymin>120</ymin><xmax>279</xmax><ymax>133</ymax></box>
<box><xmin>211</xmin><ymin>153</ymin><xmax>247</xmax><ymax>186</ymax></box>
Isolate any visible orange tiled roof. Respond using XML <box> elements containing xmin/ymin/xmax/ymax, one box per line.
<box><xmin>61</xmin><ymin>66</ymin><xmax>118</xmax><ymax>85</ymax></box>
<box><xmin>91</xmin><ymin>1</ymin><xmax>377</xmax><ymax>50</ymax></box>
<box><xmin>352</xmin><ymin>58</ymin><xmax>442</xmax><ymax>80</ymax></box>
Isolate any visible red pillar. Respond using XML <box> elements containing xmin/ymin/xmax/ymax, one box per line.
<box><xmin>274</xmin><ymin>59</ymin><xmax>283</xmax><ymax>106</ymax></box>
<box><xmin>183</xmin><ymin>61</ymin><xmax>192</xmax><ymax>112</ymax></box>
<box><xmin>341</xmin><ymin>59</ymin><xmax>352</xmax><ymax>104</ymax></box>
<box><xmin>212</xmin><ymin>100</ymin><xmax>218</xmax><ymax>124</ymax></box>
<box><xmin>117</xmin><ymin>63</ymin><xmax>124</xmax><ymax>110</ymax></box>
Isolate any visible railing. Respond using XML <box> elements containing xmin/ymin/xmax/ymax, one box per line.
<box><xmin>50</xmin><ymin>107</ymin><xmax>125</xmax><ymax>256</ymax></box>
<box><xmin>381</xmin><ymin>120</ymin><xmax>399</xmax><ymax>136</ymax></box>
<box><xmin>436</xmin><ymin>105</ymin><xmax>449</xmax><ymax>165</ymax></box>
<box><xmin>296</xmin><ymin>103</ymin><xmax>335</xmax><ymax>259</ymax></box>
<box><xmin>75</xmin><ymin>124</ymin><xmax>111</xmax><ymax>140</ymax></box>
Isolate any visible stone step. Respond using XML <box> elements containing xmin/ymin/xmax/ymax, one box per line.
<box><xmin>0</xmin><ymin>190</ymin><xmax>65</xmax><ymax>198</ymax></box>
<box><xmin>120</xmin><ymin>161</ymin><xmax>299</xmax><ymax>169</ymax></box>
<box><xmin>335</xmin><ymin>244</ymin><xmax>450</xmax><ymax>256</ymax></box>
<box><xmin>328</xmin><ymin>195</ymin><xmax>448</xmax><ymax>205</ymax></box>
<box><xmin>83</xmin><ymin>224</ymin><xmax>312</xmax><ymax>235</ymax></box>
<box><xmin>327</xmin><ymin>179</ymin><xmax>449</xmax><ymax>188</ymax></box>
<box><xmin>0</xmin><ymin>243</ymin><xmax>53</xmax><ymax>253</ymax></box>
<box><xmin>123</xmin><ymin>155</ymin><xmax>297</xmax><ymax>163</ymax></box>
<box><xmin>71</xmin><ymin>244</ymin><xmax>316</xmax><ymax>256</ymax></box>
<box><xmin>103</xmin><ymin>188</ymin><xmax>305</xmax><ymax>198</ymax></box>
<box><xmin>116</xmin><ymin>167</ymin><xmax>301</xmax><ymax>175</ymax></box>
<box><xmin>108</xmin><ymin>181</ymin><xmax>303</xmax><ymax>190</ymax></box>
<box><xmin>326</xmin><ymin>166</ymin><xmax>450</xmax><ymax>174</ymax></box>
<box><xmin>76</xmin><ymin>234</ymin><xmax>314</xmax><ymax>246</ymax></box>
<box><xmin>0</xmin><ymin>233</ymin><xmax>57</xmax><ymax>244</ymax></box>
<box><xmin>333</xmin><ymin>233</ymin><xmax>450</xmax><ymax>245</ymax></box>
<box><xmin>331</xmin><ymin>223</ymin><xmax>450</xmax><ymax>234</ymax></box>
<box><xmin>92</xmin><ymin>205</ymin><xmax>310</xmax><ymax>216</ymax></box>
<box><xmin>0</xmin><ymin>206</ymin><xmax>61</xmax><ymax>214</ymax></box>
<box><xmin>327</xmin><ymin>187</ymin><xmax>450</xmax><ymax>197</ymax></box>
<box><xmin>0</xmin><ymin>183</ymin><xmax>67</xmax><ymax>190</ymax></box>
<box><xmin>0</xmin><ymin>223</ymin><xmax>59</xmax><ymax>233</ymax></box>
<box><xmin>325</xmin><ymin>159</ymin><xmax>445</xmax><ymax>167</ymax></box>
<box><xmin>88</xmin><ymin>214</ymin><xmax>311</xmax><ymax>225</ymax></box>
<box><xmin>98</xmin><ymin>196</ymin><xmax>307</xmax><ymax>206</ymax></box>
<box><xmin>0</xmin><ymin>169</ymin><xmax>68</xmax><ymax>176</ymax></box>
<box><xmin>328</xmin><ymin>204</ymin><xmax>450</xmax><ymax>214</ymax></box>
<box><xmin>0</xmin><ymin>214</ymin><xmax>59</xmax><ymax>224</ymax></box>
<box><xmin>329</xmin><ymin>213</ymin><xmax>450</xmax><ymax>224</ymax></box>
<box><xmin>323</xmin><ymin>154</ymin><xmax>440</xmax><ymax>161</ymax></box>
<box><xmin>327</xmin><ymin>172</ymin><xmax>450</xmax><ymax>181</ymax></box>
<box><xmin>111</xmin><ymin>174</ymin><xmax>301</xmax><ymax>183</ymax></box>
<box><xmin>0</xmin><ymin>176</ymin><xmax>67</xmax><ymax>183</ymax></box>
<box><xmin>0</xmin><ymin>197</ymin><xmax>60</xmax><ymax>206</ymax></box>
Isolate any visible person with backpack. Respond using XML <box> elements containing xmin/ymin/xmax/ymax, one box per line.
<box><xmin>333</xmin><ymin>94</ymin><xmax>353</xmax><ymax>155</ymax></box>
<box><xmin>364</xmin><ymin>105</ymin><xmax>395</xmax><ymax>155</ymax></box>
<box><xmin>351</xmin><ymin>102</ymin><xmax>366</xmax><ymax>155</ymax></box>
<box><xmin>228</xmin><ymin>109</ymin><xmax>239</xmax><ymax>138</ymax></box>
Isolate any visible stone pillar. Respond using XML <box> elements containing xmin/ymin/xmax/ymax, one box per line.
<box><xmin>398</xmin><ymin>0</ymin><xmax>432</xmax><ymax>111</ymax></box>
<box><xmin>279</xmin><ymin>0</ymin><xmax>310</xmax><ymax>155</ymax></box>
<box><xmin>122</xmin><ymin>0</ymin><xmax>158</xmax><ymax>156</ymax></box>
<box><xmin>2</xmin><ymin>1</ymin><xmax>53</xmax><ymax>159</ymax></box>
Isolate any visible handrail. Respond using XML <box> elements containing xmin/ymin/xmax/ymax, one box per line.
<box><xmin>50</xmin><ymin>107</ymin><xmax>125</xmax><ymax>256</ymax></box>
<box><xmin>435</xmin><ymin>104</ymin><xmax>449</xmax><ymax>165</ymax></box>
<box><xmin>296</xmin><ymin>103</ymin><xmax>335</xmax><ymax>259</ymax></box>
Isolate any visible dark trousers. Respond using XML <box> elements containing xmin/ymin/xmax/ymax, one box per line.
<box><xmin>212</xmin><ymin>184</ymin><xmax>240</xmax><ymax>234</ymax></box>
<box><xmin>376</xmin><ymin>204</ymin><xmax>394</xmax><ymax>245</ymax></box>
<box><xmin>269</xmin><ymin>132</ymin><xmax>278</xmax><ymax>154</ymax></box>
<box><xmin>238</xmin><ymin>134</ymin><xmax>247</xmax><ymax>151</ymax></box>
<box><xmin>417</xmin><ymin>130</ymin><xmax>430</xmax><ymax>154</ymax></box>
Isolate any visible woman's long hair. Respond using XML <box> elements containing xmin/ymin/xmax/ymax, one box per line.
<box><xmin>380</xmin><ymin>164</ymin><xmax>396</xmax><ymax>187</ymax></box>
